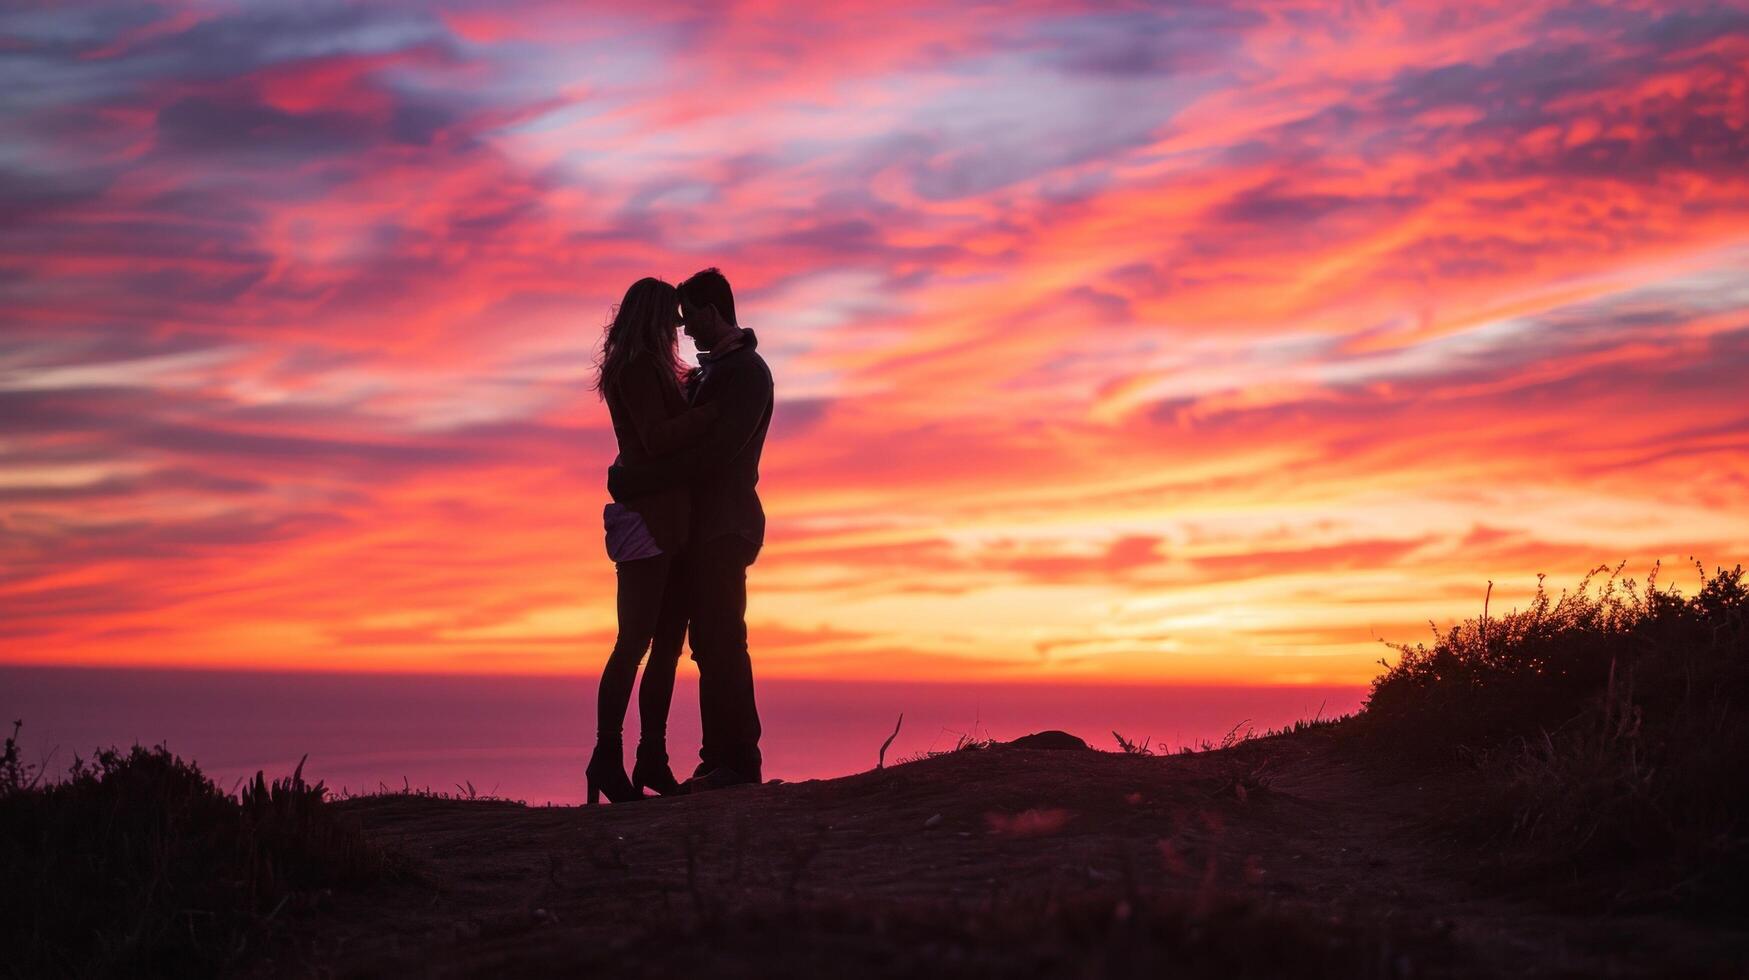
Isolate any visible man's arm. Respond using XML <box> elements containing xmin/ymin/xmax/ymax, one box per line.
<box><xmin>607</xmin><ymin>360</ymin><xmax>770</xmax><ymax>501</ymax></box>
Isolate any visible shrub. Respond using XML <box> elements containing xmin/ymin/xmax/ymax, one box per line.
<box><xmin>1365</xmin><ymin>562</ymin><xmax>1749</xmax><ymax>909</ymax></box>
<box><xmin>0</xmin><ymin>738</ymin><xmax>391</xmax><ymax>977</ymax></box>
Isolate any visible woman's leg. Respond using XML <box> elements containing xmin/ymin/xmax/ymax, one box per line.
<box><xmin>595</xmin><ymin>553</ymin><xmax>673</xmax><ymax>743</ymax></box>
<box><xmin>630</xmin><ymin>554</ymin><xmax>689</xmax><ymax>794</ymax></box>
<box><xmin>637</xmin><ymin>554</ymin><xmax>689</xmax><ymax>745</ymax></box>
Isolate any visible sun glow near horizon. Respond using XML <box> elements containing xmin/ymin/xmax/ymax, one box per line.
<box><xmin>3</xmin><ymin>1</ymin><xmax>1748</xmax><ymax>685</ymax></box>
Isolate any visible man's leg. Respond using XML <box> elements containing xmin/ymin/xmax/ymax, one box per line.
<box><xmin>688</xmin><ymin>534</ymin><xmax>762</xmax><ymax>779</ymax></box>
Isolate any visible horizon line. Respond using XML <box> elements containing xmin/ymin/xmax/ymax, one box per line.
<box><xmin>0</xmin><ymin>660</ymin><xmax>1373</xmax><ymax>689</ymax></box>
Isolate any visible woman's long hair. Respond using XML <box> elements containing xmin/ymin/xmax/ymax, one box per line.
<box><xmin>594</xmin><ymin>277</ymin><xmax>686</xmax><ymax>398</ymax></box>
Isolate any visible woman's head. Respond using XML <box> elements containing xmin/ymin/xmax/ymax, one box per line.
<box><xmin>595</xmin><ymin>277</ymin><xmax>685</xmax><ymax>396</ymax></box>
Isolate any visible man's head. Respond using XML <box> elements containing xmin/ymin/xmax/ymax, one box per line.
<box><xmin>677</xmin><ymin>267</ymin><xmax>739</xmax><ymax>350</ymax></box>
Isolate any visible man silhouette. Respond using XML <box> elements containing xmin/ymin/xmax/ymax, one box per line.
<box><xmin>608</xmin><ymin>267</ymin><xmax>773</xmax><ymax>790</ymax></box>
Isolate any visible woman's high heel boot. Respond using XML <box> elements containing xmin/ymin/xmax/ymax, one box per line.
<box><xmin>632</xmin><ymin>739</ymin><xmax>683</xmax><ymax>797</ymax></box>
<box><xmin>585</xmin><ymin>738</ymin><xmax>641</xmax><ymax>804</ymax></box>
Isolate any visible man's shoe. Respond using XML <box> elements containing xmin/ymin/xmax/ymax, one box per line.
<box><xmin>684</xmin><ymin>766</ymin><xmax>760</xmax><ymax>792</ymax></box>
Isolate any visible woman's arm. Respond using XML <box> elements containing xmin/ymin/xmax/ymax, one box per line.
<box><xmin>617</xmin><ymin>361</ymin><xmax>721</xmax><ymax>456</ymax></box>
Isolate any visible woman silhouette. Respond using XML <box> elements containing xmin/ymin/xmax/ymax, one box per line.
<box><xmin>587</xmin><ymin>277</ymin><xmax>718</xmax><ymax>803</ymax></box>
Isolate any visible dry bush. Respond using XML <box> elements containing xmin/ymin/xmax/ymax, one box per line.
<box><xmin>1366</xmin><ymin>562</ymin><xmax>1749</xmax><ymax>909</ymax></box>
<box><xmin>0</xmin><ymin>739</ymin><xmax>394</xmax><ymax>977</ymax></box>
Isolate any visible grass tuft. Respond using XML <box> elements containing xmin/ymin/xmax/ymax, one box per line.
<box><xmin>1113</xmin><ymin>731</ymin><xmax>1154</xmax><ymax>755</ymax></box>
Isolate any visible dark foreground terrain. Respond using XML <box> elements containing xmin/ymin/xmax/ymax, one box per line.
<box><xmin>244</xmin><ymin>725</ymin><xmax>1732</xmax><ymax>978</ymax></box>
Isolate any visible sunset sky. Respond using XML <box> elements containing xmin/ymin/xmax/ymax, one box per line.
<box><xmin>3</xmin><ymin>0</ymin><xmax>1747</xmax><ymax>685</ymax></box>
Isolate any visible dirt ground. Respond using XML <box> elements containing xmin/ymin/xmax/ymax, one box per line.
<box><xmin>263</xmin><ymin>729</ymin><xmax>1748</xmax><ymax>978</ymax></box>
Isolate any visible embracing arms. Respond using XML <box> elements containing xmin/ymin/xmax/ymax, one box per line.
<box><xmin>607</xmin><ymin>359</ymin><xmax>770</xmax><ymax>502</ymax></box>
<box><xmin>616</xmin><ymin>362</ymin><xmax>720</xmax><ymax>457</ymax></box>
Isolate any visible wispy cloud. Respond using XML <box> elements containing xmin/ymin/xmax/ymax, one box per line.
<box><xmin>3</xmin><ymin>0</ymin><xmax>1746</xmax><ymax>681</ymax></box>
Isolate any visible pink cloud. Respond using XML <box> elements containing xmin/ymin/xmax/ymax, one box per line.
<box><xmin>1</xmin><ymin>0</ymin><xmax>1745</xmax><ymax>682</ymax></box>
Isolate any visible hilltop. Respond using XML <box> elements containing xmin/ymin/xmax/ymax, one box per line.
<box><xmin>266</xmin><ymin>724</ymin><xmax>1740</xmax><ymax>977</ymax></box>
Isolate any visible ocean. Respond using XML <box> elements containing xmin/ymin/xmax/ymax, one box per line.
<box><xmin>2</xmin><ymin>667</ymin><xmax>1365</xmax><ymax>805</ymax></box>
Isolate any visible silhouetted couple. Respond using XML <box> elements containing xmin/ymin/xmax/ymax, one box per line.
<box><xmin>586</xmin><ymin>268</ymin><xmax>774</xmax><ymax>804</ymax></box>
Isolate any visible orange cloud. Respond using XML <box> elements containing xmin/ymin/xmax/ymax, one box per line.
<box><xmin>2</xmin><ymin>0</ymin><xmax>1747</xmax><ymax>686</ymax></box>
